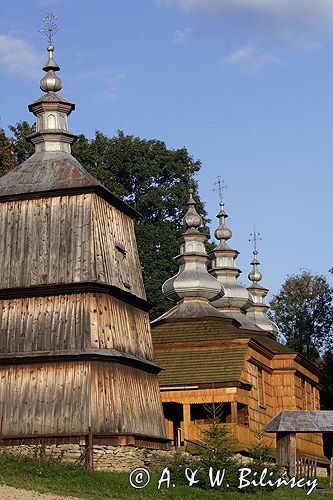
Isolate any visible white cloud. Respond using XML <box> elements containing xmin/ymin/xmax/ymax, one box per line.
<box><xmin>80</xmin><ymin>70</ymin><xmax>127</xmax><ymax>102</ymax></box>
<box><xmin>224</xmin><ymin>47</ymin><xmax>280</xmax><ymax>72</ymax></box>
<box><xmin>0</xmin><ymin>35</ymin><xmax>42</xmax><ymax>80</ymax></box>
<box><xmin>156</xmin><ymin>1</ymin><xmax>333</xmax><ymax>34</ymax></box>
<box><xmin>173</xmin><ymin>27</ymin><xmax>193</xmax><ymax>44</ymax></box>
<box><xmin>157</xmin><ymin>0</ymin><xmax>333</xmax><ymax>18</ymax></box>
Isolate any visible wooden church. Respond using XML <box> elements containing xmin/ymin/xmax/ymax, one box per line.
<box><xmin>0</xmin><ymin>41</ymin><xmax>168</xmax><ymax>449</ymax></box>
<box><xmin>151</xmin><ymin>192</ymin><xmax>326</xmax><ymax>463</ymax></box>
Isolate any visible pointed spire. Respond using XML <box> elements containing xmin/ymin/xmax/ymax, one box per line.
<box><xmin>27</xmin><ymin>13</ymin><xmax>76</xmax><ymax>154</ymax></box>
<box><xmin>209</xmin><ymin>181</ymin><xmax>256</xmax><ymax>328</ymax></box>
<box><xmin>248</xmin><ymin>251</ymin><xmax>262</xmax><ymax>284</ymax></box>
<box><xmin>246</xmin><ymin>231</ymin><xmax>278</xmax><ymax>336</ymax></box>
<box><xmin>183</xmin><ymin>189</ymin><xmax>202</xmax><ymax>231</ymax></box>
<box><xmin>214</xmin><ymin>201</ymin><xmax>232</xmax><ymax>247</ymax></box>
<box><xmin>40</xmin><ymin>44</ymin><xmax>62</xmax><ymax>92</ymax></box>
<box><xmin>161</xmin><ymin>189</ymin><xmax>223</xmax><ymax>305</ymax></box>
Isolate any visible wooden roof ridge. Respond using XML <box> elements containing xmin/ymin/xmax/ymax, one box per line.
<box><xmin>264</xmin><ymin>410</ymin><xmax>333</xmax><ymax>433</ymax></box>
<box><xmin>151</xmin><ymin>299</ymin><xmax>241</xmax><ymax>327</ymax></box>
<box><xmin>0</xmin><ymin>151</ymin><xmax>139</xmax><ymax>219</ymax></box>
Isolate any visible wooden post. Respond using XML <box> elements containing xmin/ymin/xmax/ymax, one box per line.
<box><xmin>330</xmin><ymin>455</ymin><xmax>333</xmax><ymax>491</ymax></box>
<box><xmin>87</xmin><ymin>426</ymin><xmax>93</xmax><ymax>471</ymax></box>
<box><xmin>183</xmin><ymin>404</ymin><xmax>191</xmax><ymax>445</ymax></box>
<box><xmin>276</xmin><ymin>432</ymin><xmax>296</xmax><ymax>477</ymax></box>
<box><xmin>231</xmin><ymin>401</ymin><xmax>238</xmax><ymax>424</ymax></box>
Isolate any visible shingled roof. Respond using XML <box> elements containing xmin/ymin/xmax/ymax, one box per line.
<box><xmin>156</xmin><ymin>345</ymin><xmax>248</xmax><ymax>387</ymax></box>
<box><xmin>0</xmin><ymin>152</ymin><xmax>99</xmax><ymax>196</ymax></box>
<box><xmin>0</xmin><ymin>151</ymin><xmax>138</xmax><ymax>218</ymax></box>
<box><xmin>152</xmin><ymin>317</ymin><xmax>294</xmax><ymax>355</ymax></box>
<box><xmin>264</xmin><ymin>411</ymin><xmax>333</xmax><ymax>433</ymax></box>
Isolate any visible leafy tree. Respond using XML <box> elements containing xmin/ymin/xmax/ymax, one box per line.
<box><xmin>72</xmin><ymin>130</ymin><xmax>208</xmax><ymax>318</ymax></box>
<box><xmin>319</xmin><ymin>350</ymin><xmax>333</xmax><ymax>410</ymax></box>
<box><xmin>8</xmin><ymin>121</ymin><xmax>35</xmax><ymax>164</ymax></box>
<box><xmin>270</xmin><ymin>272</ymin><xmax>333</xmax><ymax>362</ymax></box>
<box><xmin>1</xmin><ymin>124</ymin><xmax>209</xmax><ymax>319</ymax></box>
<box><xmin>0</xmin><ymin>128</ymin><xmax>16</xmax><ymax>177</ymax></box>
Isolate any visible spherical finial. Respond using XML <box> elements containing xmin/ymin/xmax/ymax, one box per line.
<box><xmin>214</xmin><ymin>201</ymin><xmax>232</xmax><ymax>243</ymax></box>
<box><xmin>248</xmin><ymin>253</ymin><xmax>263</xmax><ymax>283</ymax></box>
<box><xmin>182</xmin><ymin>189</ymin><xmax>202</xmax><ymax>230</ymax></box>
<box><xmin>40</xmin><ymin>70</ymin><xmax>62</xmax><ymax>92</ymax></box>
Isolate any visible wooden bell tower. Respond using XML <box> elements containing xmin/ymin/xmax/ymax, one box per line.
<box><xmin>0</xmin><ymin>28</ymin><xmax>167</xmax><ymax>449</ymax></box>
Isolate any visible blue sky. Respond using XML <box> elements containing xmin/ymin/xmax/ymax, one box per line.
<box><xmin>0</xmin><ymin>0</ymin><xmax>333</xmax><ymax>299</ymax></box>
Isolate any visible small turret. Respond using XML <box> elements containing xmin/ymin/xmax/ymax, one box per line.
<box><xmin>152</xmin><ymin>189</ymin><xmax>226</xmax><ymax>324</ymax></box>
<box><xmin>246</xmin><ymin>230</ymin><xmax>279</xmax><ymax>336</ymax></box>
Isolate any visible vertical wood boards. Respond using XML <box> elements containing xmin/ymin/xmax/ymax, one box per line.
<box><xmin>0</xmin><ymin>194</ymin><xmax>145</xmax><ymax>300</ymax></box>
<box><xmin>0</xmin><ymin>362</ymin><xmax>89</xmax><ymax>435</ymax></box>
<box><xmin>90</xmin><ymin>362</ymin><xmax>167</xmax><ymax>438</ymax></box>
<box><xmin>0</xmin><ymin>188</ymin><xmax>167</xmax><ymax>445</ymax></box>
<box><xmin>0</xmin><ymin>293</ymin><xmax>154</xmax><ymax>361</ymax></box>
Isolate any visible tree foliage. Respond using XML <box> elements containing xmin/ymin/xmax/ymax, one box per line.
<box><xmin>0</xmin><ymin>128</ymin><xmax>16</xmax><ymax>177</ymax></box>
<box><xmin>1</xmin><ymin>124</ymin><xmax>209</xmax><ymax>319</ymax></box>
<box><xmin>270</xmin><ymin>271</ymin><xmax>333</xmax><ymax>362</ymax></box>
<box><xmin>72</xmin><ymin>130</ymin><xmax>208</xmax><ymax>318</ymax></box>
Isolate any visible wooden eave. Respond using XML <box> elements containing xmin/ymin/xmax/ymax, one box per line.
<box><xmin>0</xmin><ymin>348</ymin><xmax>161</xmax><ymax>374</ymax></box>
<box><xmin>154</xmin><ymin>338</ymin><xmax>250</xmax><ymax>350</ymax></box>
<box><xmin>0</xmin><ymin>282</ymin><xmax>150</xmax><ymax>311</ymax></box>
<box><xmin>247</xmin><ymin>356</ymin><xmax>273</xmax><ymax>374</ymax></box>
<box><xmin>0</xmin><ymin>184</ymin><xmax>139</xmax><ymax>220</ymax></box>
<box><xmin>160</xmin><ymin>380</ymin><xmax>252</xmax><ymax>391</ymax></box>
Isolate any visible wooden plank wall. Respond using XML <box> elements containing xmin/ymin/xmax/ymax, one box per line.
<box><xmin>0</xmin><ymin>361</ymin><xmax>89</xmax><ymax>436</ymax></box>
<box><xmin>92</xmin><ymin>195</ymin><xmax>146</xmax><ymax>299</ymax></box>
<box><xmin>0</xmin><ymin>294</ymin><xmax>90</xmax><ymax>353</ymax></box>
<box><xmin>0</xmin><ymin>293</ymin><xmax>154</xmax><ymax>360</ymax></box>
<box><xmin>91</xmin><ymin>362</ymin><xmax>167</xmax><ymax>438</ymax></box>
<box><xmin>0</xmin><ymin>194</ymin><xmax>145</xmax><ymax>300</ymax></box>
<box><xmin>90</xmin><ymin>293</ymin><xmax>154</xmax><ymax>361</ymax></box>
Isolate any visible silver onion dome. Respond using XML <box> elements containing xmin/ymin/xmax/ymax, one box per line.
<box><xmin>209</xmin><ymin>199</ymin><xmax>254</xmax><ymax>313</ymax></box>
<box><xmin>162</xmin><ymin>189</ymin><xmax>223</xmax><ymax>303</ymax></box>
<box><xmin>248</xmin><ymin>250</ymin><xmax>263</xmax><ymax>283</ymax></box>
<box><xmin>40</xmin><ymin>45</ymin><xmax>62</xmax><ymax>92</ymax></box>
<box><xmin>214</xmin><ymin>202</ymin><xmax>232</xmax><ymax>242</ymax></box>
<box><xmin>246</xmin><ymin>248</ymin><xmax>279</xmax><ymax>336</ymax></box>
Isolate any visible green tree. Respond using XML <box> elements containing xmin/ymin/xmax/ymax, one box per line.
<box><xmin>319</xmin><ymin>350</ymin><xmax>333</xmax><ymax>410</ymax></box>
<box><xmin>270</xmin><ymin>272</ymin><xmax>333</xmax><ymax>363</ymax></box>
<box><xmin>72</xmin><ymin>130</ymin><xmax>208</xmax><ymax>318</ymax></box>
<box><xmin>0</xmin><ymin>128</ymin><xmax>16</xmax><ymax>177</ymax></box>
<box><xmin>2</xmin><ymin>124</ymin><xmax>209</xmax><ymax>319</ymax></box>
<box><xmin>8</xmin><ymin>121</ymin><xmax>35</xmax><ymax>164</ymax></box>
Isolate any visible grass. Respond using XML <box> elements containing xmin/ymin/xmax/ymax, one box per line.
<box><xmin>0</xmin><ymin>452</ymin><xmax>330</xmax><ymax>499</ymax></box>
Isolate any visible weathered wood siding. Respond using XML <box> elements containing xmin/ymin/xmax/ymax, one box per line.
<box><xmin>0</xmin><ymin>362</ymin><xmax>89</xmax><ymax>436</ymax></box>
<box><xmin>0</xmin><ymin>293</ymin><xmax>154</xmax><ymax>360</ymax></box>
<box><xmin>155</xmin><ymin>333</ymin><xmax>325</xmax><ymax>460</ymax></box>
<box><xmin>90</xmin><ymin>293</ymin><xmax>154</xmax><ymax>361</ymax></box>
<box><xmin>0</xmin><ymin>194</ymin><xmax>145</xmax><ymax>300</ymax></box>
<box><xmin>0</xmin><ymin>294</ymin><xmax>90</xmax><ymax>353</ymax></box>
<box><xmin>90</xmin><ymin>362</ymin><xmax>167</xmax><ymax>438</ymax></box>
<box><xmin>92</xmin><ymin>196</ymin><xmax>146</xmax><ymax>299</ymax></box>
<box><xmin>0</xmin><ymin>361</ymin><xmax>166</xmax><ymax>438</ymax></box>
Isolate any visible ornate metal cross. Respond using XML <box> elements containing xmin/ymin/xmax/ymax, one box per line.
<box><xmin>39</xmin><ymin>12</ymin><xmax>62</xmax><ymax>45</ymax></box>
<box><xmin>249</xmin><ymin>225</ymin><xmax>262</xmax><ymax>253</ymax></box>
<box><xmin>213</xmin><ymin>175</ymin><xmax>228</xmax><ymax>202</ymax></box>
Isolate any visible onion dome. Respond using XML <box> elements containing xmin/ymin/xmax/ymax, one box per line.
<box><xmin>246</xmin><ymin>249</ymin><xmax>279</xmax><ymax>336</ymax></box>
<box><xmin>40</xmin><ymin>44</ymin><xmax>62</xmax><ymax>92</ymax></box>
<box><xmin>27</xmin><ymin>43</ymin><xmax>76</xmax><ymax>154</ymax></box>
<box><xmin>209</xmin><ymin>201</ymin><xmax>254</xmax><ymax>312</ymax></box>
<box><xmin>161</xmin><ymin>190</ymin><xmax>224</xmax><ymax>304</ymax></box>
